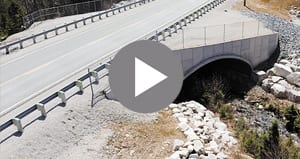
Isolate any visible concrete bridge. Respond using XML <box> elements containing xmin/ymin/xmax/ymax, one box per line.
<box><xmin>0</xmin><ymin>0</ymin><xmax>280</xmax><ymax>134</ymax></box>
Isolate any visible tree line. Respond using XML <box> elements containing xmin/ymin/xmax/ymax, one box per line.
<box><xmin>0</xmin><ymin>0</ymin><xmax>114</xmax><ymax>39</ymax></box>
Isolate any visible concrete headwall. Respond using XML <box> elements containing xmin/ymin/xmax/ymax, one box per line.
<box><xmin>174</xmin><ymin>33</ymin><xmax>279</xmax><ymax>78</ymax></box>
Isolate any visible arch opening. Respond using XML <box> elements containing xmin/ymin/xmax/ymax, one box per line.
<box><xmin>175</xmin><ymin>58</ymin><xmax>257</xmax><ymax>104</ymax></box>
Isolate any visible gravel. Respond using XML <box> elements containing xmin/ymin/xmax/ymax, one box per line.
<box><xmin>241</xmin><ymin>10</ymin><xmax>300</xmax><ymax>66</ymax></box>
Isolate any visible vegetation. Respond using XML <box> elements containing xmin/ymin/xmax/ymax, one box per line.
<box><xmin>0</xmin><ymin>0</ymin><xmax>118</xmax><ymax>39</ymax></box>
<box><xmin>235</xmin><ymin>119</ymin><xmax>300</xmax><ymax>159</ymax></box>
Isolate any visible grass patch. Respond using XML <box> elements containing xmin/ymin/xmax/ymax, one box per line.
<box><xmin>108</xmin><ymin>110</ymin><xmax>185</xmax><ymax>159</ymax></box>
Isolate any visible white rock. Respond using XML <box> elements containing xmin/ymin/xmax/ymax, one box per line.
<box><xmin>214</xmin><ymin>121</ymin><xmax>227</xmax><ymax>131</ymax></box>
<box><xmin>193</xmin><ymin>140</ymin><xmax>204</xmax><ymax>152</ymax></box>
<box><xmin>271</xmin><ymin>76</ymin><xmax>283</xmax><ymax>83</ymax></box>
<box><xmin>286</xmin><ymin>72</ymin><xmax>300</xmax><ymax>87</ymax></box>
<box><xmin>169</xmin><ymin>103</ymin><xmax>178</xmax><ymax>108</ymax></box>
<box><xmin>216</xmin><ymin>151</ymin><xmax>228</xmax><ymax>159</ymax></box>
<box><xmin>279</xmin><ymin>59</ymin><xmax>291</xmax><ymax>65</ymax></box>
<box><xmin>270</xmin><ymin>83</ymin><xmax>287</xmax><ymax>98</ymax></box>
<box><xmin>287</xmin><ymin>90</ymin><xmax>300</xmax><ymax>103</ymax></box>
<box><xmin>173</xmin><ymin>139</ymin><xmax>184</xmax><ymax>151</ymax></box>
<box><xmin>172</xmin><ymin>108</ymin><xmax>181</xmax><ymax>113</ymax></box>
<box><xmin>273</xmin><ymin>63</ymin><xmax>293</xmax><ymax>78</ymax></box>
<box><xmin>278</xmin><ymin>80</ymin><xmax>293</xmax><ymax>90</ymax></box>
<box><xmin>173</xmin><ymin>113</ymin><xmax>184</xmax><ymax>118</ymax></box>
<box><xmin>209</xmin><ymin>140</ymin><xmax>220</xmax><ymax>154</ymax></box>
<box><xmin>188</xmin><ymin>133</ymin><xmax>200</xmax><ymax>141</ymax></box>
<box><xmin>258</xmin><ymin>105</ymin><xmax>264</xmax><ymax>109</ymax></box>
<box><xmin>178</xmin><ymin>122</ymin><xmax>190</xmax><ymax>131</ymax></box>
<box><xmin>167</xmin><ymin>152</ymin><xmax>180</xmax><ymax>159</ymax></box>
<box><xmin>178</xmin><ymin>117</ymin><xmax>188</xmax><ymax>123</ymax></box>
<box><xmin>262</xmin><ymin>78</ymin><xmax>273</xmax><ymax>91</ymax></box>
<box><xmin>267</xmin><ymin>68</ymin><xmax>276</xmax><ymax>76</ymax></box>
<box><xmin>256</xmin><ymin>70</ymin><xmax>267</xmax><ymax>83</ymax></box>
<box><xmin>178</xmin><ymin>149</ymin><xmax>189</xmax><ymax>158</ymax></box>
<box><xmin>187</xmin><ymin>144</ymin><xmax>194</xmax><ymax>153</ymax></box>
<box><xmin>205</xmin><ymin>110</ymin><xmax>215</xmax><ymax>118</ymax></box>
<box><xmin>193</xmin><ymin>121</ymin><xmax>204</xmax><ymax>128</ymax></box>
<box><xmin>188</xmin><ymin>153</ymin><xmax>199</xmax><ymax>159</ymax></box>
<box><xmin>207</xmin><ymin>153</ymin><xmax>217</xmax><ymax>159</ymax></box>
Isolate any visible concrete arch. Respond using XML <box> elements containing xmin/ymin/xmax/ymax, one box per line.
<box><xmin>184</xmin><ymin>54</ymin><xmax>253</xmax><ymax>78</ymax></box>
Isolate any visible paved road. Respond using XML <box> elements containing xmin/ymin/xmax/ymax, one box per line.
<box><xmin>0</xmin><ymin>0</ymin><xmax>212</xmax><ymax>112</ymax></box>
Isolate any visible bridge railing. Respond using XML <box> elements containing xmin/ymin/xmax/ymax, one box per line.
<box><xmin>0</xmin><ymin>0</ymin><xmax>226</xmax><ymax>134</ymax></box>
<box><xmin>22</xmin><ymin>0</ymin><xmax>120</xmax><ymax>28</ymax></box>
<box><xmin>0</xmin><ymin>0</ymin><xmax>153</xmax><ymax>55</ymax></box>
<box><xmin>161</xmin><ymin>20</ymin><xmax>275</xmax><ymax>50</ymax></box>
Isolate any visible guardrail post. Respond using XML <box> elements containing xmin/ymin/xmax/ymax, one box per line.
<box><xmin>91</xmin><ymin>17</ymin><xmax>95</xmax><ymax>23</ymax></box>
<box><xmin>75</xmin><ymin>80</ymin><xmax>84</xmax><ymax>93</ymax></box>
<box><xmin>44</xmin><ymin>33</ymin><xmax>48</xmax><ymax>39</ymax></box>
<box><xmin>162</xmin><ymin>31</ymin><xmax>166</xmax><ymax>41</ymax></box>
<box><xmin>55</xmin><ymin>28</ymin><xmax>58</xmax><ymax>35</ymax></box>
<box><xmin>155</xmin><ymin>31</ymin><xmax>159</xmax><ymax>41</ymax></box>
<box><xmin>168</xmin><ymin>28</ymin><xmax>172</xmax><ymax>37</ymax></box>
<box><xmin>57</xmin><ymin>91</ymin><xmax>66</xmax><ymax>104</ymax></box>
<box><xmin>124</xmin><ymin>6</ymin><xmax>127</xmax><ymax>11</ymax></box>
<box><xmin>5</xmin><ymin>47</ymin><xmax>9</xmax><ymax>54</ymax></box>
<box><xmin>32</xmin><ymin>36</ymin><xmax>36</xmax><ymax>44</ymax></box>
<box><xmin>74</xmin><ymin>22</ymin><xmax>78</xmax><ymax>29</ymax></box>
<box><xmin>174</xmin><ymin>24</ymin><xmax>177</xmax><ymax>33</ymax></box>
<box><xmin>118</xmin><ymin>8</ymin><xmax>121</xmax><ymax>13</ymax></box>
<box><xmin>106</xmin><ymin>12</ymin><xmax>109</xmax><ymax>17</ymax></box>
<box><xmin>184</xmin><ymin>19</ymin><xmax>187</xmax><ymax>26</ymax></box>
<box><xmin>20</xmin><ymin>42</ymin><xmax>23</xmax><ymax>49</ymax></box>
<box><xmin>12</xmin><ymin>118</ymin><xmax>23</xmax><ymax>133</ymax></box>
<box><xmin>36</xmin><ymin>103</ymin><xmax>47</xmax><ymax>117</ymax></box>
<box><xmin>91</xmin><ymin>71</ymin><xmax>99</xmax><ymax>82</ymax></box>
<box><xmin>65</xmin><ymin>25</ymin><xmax>69</xmax><ymax>32</ymax></box>
<box><xmin>179</xmin><ymin>21</ymin><xmax>183</xmax><ymax>29</ymax></box>
<box><xmin>83</xmin><ymin>18</ymin><xmax>86</xmax><ymax>25</ymax></box>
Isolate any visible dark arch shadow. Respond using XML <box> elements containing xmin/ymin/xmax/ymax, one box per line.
<box><xmin>175</xmin><ymin>58</ymin><xmax>256</xmax><ymax>104</ymax></box>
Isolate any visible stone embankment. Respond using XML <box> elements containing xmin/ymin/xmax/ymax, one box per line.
<box><xmin>257</xmin><ymin>59</ymin><xmax>300</xmax><ymax>103</ymax></box>
<box><xmin>166</xmin><ymin>101</ymin><xmax>238</xmax><ymax>159</ymax></box>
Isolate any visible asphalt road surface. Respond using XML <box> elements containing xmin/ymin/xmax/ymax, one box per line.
<box><xmin>0</xmin><ymin>0</ymin><xmax>212</xmax><ymax>113</ymax></box>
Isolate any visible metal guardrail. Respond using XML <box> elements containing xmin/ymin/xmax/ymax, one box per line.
<box><xmin>0</xmin><ymin>0</ymin><xmax>153</xmax><ymax>55</ymax></box>
<box><xmin>0</xmin><ymin>0</ymin><xmax>226</xmax><ymax>134</ymax></box>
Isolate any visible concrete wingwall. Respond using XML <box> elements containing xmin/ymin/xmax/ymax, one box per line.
<box><xmin>173</xmin><ymin>33</ymin><xmax>279</xmax><ymax>78</ymax></box>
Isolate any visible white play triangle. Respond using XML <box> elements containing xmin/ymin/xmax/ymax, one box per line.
<box><xmin>135</xmin><ymin>57</ymin><xmax>167</xmax><ymax>97</ymax></box>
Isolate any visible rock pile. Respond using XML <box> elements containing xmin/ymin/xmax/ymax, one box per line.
<box><xmin>241</xmin><ymin>10</ymin><xmax>300</xmax><ymax>66</ymax></box>
<box><xmin>258</xmin><ymin>59</ymin><xmax>300</xmax><ymax>103</ymax></box>
<box><xmin>167</xmin><ymin>101</ymin><xmax>237</xmax><ymax>159</ymax></box>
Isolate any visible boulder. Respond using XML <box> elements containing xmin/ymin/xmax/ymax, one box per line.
<box><xmin>256</xmin><ymin>70</ymin><xmax>267</xmax><ymax>83</ymax></box>
<box><xmin>188</xmin><ymin>153</ymin><xmax>199</xmax><ymax>159</ymax></box>
<box><xmin>267</xmin><ymin>68</ymin><xmax>276</xmax><ymax>76</ymax></box>
<box><xmin>278</xmin><ymin>80</ymin><xmax>293</xmax><ymax>90</ymax></box>
<box><xmin>271</xmin><ymin>84</ymin><xmax>287</xmax><ymax>98</ymax></box>
<box><xmin>178</xmin><ymin>122</ymin><xmax>190</xmax><ymax>131</ymax></box>
<box><xmin>287</xmin><ymin>90</ymin><xmax>300</xmax><ymax>103</ymax></box>
<box><xmin>273</xmin><ymin>63</ymin><xmax>293</xmax><ymax>78</ymax></box>
<box><xmin>271</xmin><ymin>76</ymin><xmax>283</xmax><ymax>83</ymax></box>
<box><xmin>262</xmin><ymin>78</ymin><xmax>273</xmax><ymax>92</ymax></box>
<box><xmin>286</xmin><ymin>72</ymin><xmax>300</xmax><ymax>87</ymax></box>
<box><xmin>279</xmin><ymin>59</ymin><xmax>291</xmax><ymax>65</ymax></box>
<box><xmin>214</xmin><ymin>121</ymin><xmax>227</xmax><ymax>131</ymax></box>
<box><xmin>173</xmin><ymin>139</ymin><xmax>184</xmax><ymax>151</ymax></box>
<box><xmin>193</xmin><ymin>140</ymin><xmax>204</xmax><ymax>152</ymax></box>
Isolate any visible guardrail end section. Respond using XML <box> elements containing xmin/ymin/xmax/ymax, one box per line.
<box><xmin>75</xmin><ymin>80</ymin><xmax>84</xmax><ymax>93</ymax></box>
<box><xmin>36</xmin><ymin>103</ymin><xmax>47</xmax><ymax>117</ymax></box>
<box><xmin>57</xmin><ymin>91</ymin><xmax>67</xmax><ymax>104</ymax></box>
<box><xmin>91</xmin><ymin>71</ymin><xmax>99</xmax><ymax>82</ymax></box>
<box><xmin>12</xmin><ymin>118</ymin><xmax>23</xmax><ymax>133</ymax></box>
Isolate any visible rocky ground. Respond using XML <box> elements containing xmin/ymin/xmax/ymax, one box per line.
<box><xmin>241</xmin><ymin>10</ymin><xmax>300</xmax><ymax>66</ymax></box>
<box><xmin>166</xmin><ymin>101</ymin><xmax>238</xmax><ymax>159</ymax></box>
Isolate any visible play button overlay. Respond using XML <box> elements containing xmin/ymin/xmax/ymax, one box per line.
<box><xmin>135</xmin><ymin>57</ymin><xmax>167</xmax><ymax>97</ymax></box>
<box><xmin>109</xmin><ymin>40</ymin><xmax>183</xmax><ymax>113</ymax></box>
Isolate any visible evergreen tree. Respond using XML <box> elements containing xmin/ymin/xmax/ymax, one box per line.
<box><xmin>7</xmin><ymin>1</ymin><xmax>23</xmax><ymax>34</ymax></box>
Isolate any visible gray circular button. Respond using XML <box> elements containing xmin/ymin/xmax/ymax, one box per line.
<box><xmin>109</xmin><ymin>40</ymin><xmax>183</xmax><ymax>113</ymax></box>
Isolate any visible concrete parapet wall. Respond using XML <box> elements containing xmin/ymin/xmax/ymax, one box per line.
<box><xmin>174</xmin><ymin>33</ymin><xmax>279</xmax><ymax>78</ymax></box>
